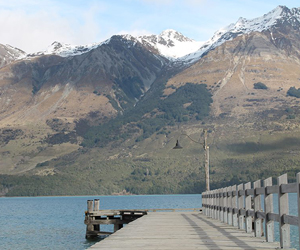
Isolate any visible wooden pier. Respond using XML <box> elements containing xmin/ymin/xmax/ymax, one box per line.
<box><xmin>85</xmin><ymin>172</ymin><xmax>300</xmax><ymax>249</ymax></box>
<box><xmin>88</xmin><ymin>211</ymin><xmax>280</xmax><ymax>249</ymax></box>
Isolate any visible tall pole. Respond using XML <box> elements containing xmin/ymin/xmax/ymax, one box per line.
<box><xmin>204</xmin><ymin>129</ymin><xmax>210</xmax><ymax>191</ymax></box>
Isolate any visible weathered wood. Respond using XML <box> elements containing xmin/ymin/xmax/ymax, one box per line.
<box><xmin>283</xmin><ymin>214</ymin><xmax>298</xmax><ymax>226</ymax></box>
<box><xmin>254</xmin><ymin>179</ymin><xmax>262</xmax><ymax>237</ymax></box>
<box><xmin>278</xmin><ymin>173</ymin><xmax>290</xmax><ymax>248</ymax></box>
<box><xmin>268</xmin><ymin>213</ymin><xmax>280</xmax><ymax>222</ymax></box>
<box><xmin>244</xmin><ymin>182</ymin><xmax>252</xmax><ymax>233</ymax></box>
<box><xmin>223</xmin><ymin>187</ymin><xmax>228</xmax><ymax>224</ymax></box>
<box><xmin>87</xmin><ymin>200</ymin><xmax>93</xmax><ymax>213</ymax></box>
<box><xmin>232</xmin><ymin>185</ymin><xmax>238</xmax><ymax>227</ymax></box>
<box><xmin>281</xmin><ymin>183</ymin><xmax>297</xmax><ymax>194</ymax></box>
<box><xmin>227</xmin><ymin>186</ymin><xmax>233</xmax><ymax>226</ymax></box>
<box><xmin>237</xmin><ymin>183</ymin><xmax>244</xmax><ymax>230</ymax></box>
<box><xmin>89</xmin><ymin>212</ymin><xmax>280</xmax><ymax>250</ymax></box>
<box><xmin>297</xmin><ymin>172</ymin><xmax>300</xmax><ymax>249</ymax></box>
<box><xmin>94</xmin><ymin>199</ymin><xmax>100</xmax><ymax>211</ymax></box>
<box><xmin>264</xmin><ymin>177</ymin><xmax>274</xmax><ymax>242</ymax></box>
<box><xmin>220</xmin><ymin>188</ymin><xmax>224</xmax><ymax>222</ymax></box>
<box><xmin>202</xmin><ymin>172</ymin><xmax>300</xmax><ymax>249</ymax></box>
<box><xmin>266</xmin><ymin>185</ymin><xmax>279</xmax><ymax>195</ymax></box>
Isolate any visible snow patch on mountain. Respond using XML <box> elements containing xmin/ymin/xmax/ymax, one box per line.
<box><xmin>26</xmin><ymin>40</ymin><xmax>111</xmax><ymax>58</ymax></box>
<box><xmin>137</xmin><ymin>29</ymin><xmax>204</xmax><ymax>59</ymax></box>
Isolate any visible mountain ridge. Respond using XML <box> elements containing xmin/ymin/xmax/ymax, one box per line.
<box><xmin>1</xmin><ymin>5</ymin><xmax>300</xmax><ymax>196</ymax></box>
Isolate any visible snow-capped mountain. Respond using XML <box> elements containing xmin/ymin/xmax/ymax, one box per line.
<box><xmin>26</xmin><ymin>41</ymin><xmax>108</xmax><ymax>58</ymax></box>
<box><xmin>182</xmin><ymin>5</ymin><xmax>300</xmax><ymax>63</ymax></box>
<box><xmin>26</xmin><ymin>29</ymin><xmax>203</xmax><ymax>60</ymax></box>
<box><xmin>10</xmin><ymin>5</ymin><xmax>300</xmax><ymax>65</ymax></box>
<box><xmin>136</xmin><ymin>29</ymin><xmax>204</xmax><ymax>59</ymax></box>
<box><xmin>0</xmin><ymin>44</ymin><xmax>26</xmax><ymax>67</ymax></box>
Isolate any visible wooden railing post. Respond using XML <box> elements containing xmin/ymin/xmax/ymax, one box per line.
<box><xmin>264</xmin><ymin>177</ymin><xmax>274</xmax><ymax>242</ymax></box>
<box><xmin>202</xmin><ymin>192</ymin><xmax>205</xmax><ymax>215</ymax></box>
<box><xmin>238</xmin><ymin>183</ymin><xmax>245</xmax><ymax>230</ymax></box>
<box><xmin>219</xmin><ymin>188</ymin><xmax>223</xmax><ymax>222</ymax></box>
<box><xmin>209</xmin><ymin>190</ymin><xmax>212</xmax><ymax>217</ymax></box>
<box><xmin>278</xmin><ymin>173</ymin><xmax>290</xmax><ymax>248</ymax></box>
<box><xmin>214</xmin><ymin>189</ymin><xmax>217</xmax><ymax>219</ymax></box>
<box><xmin>227</xmin><ymin>186</ymin><xmax>233</xmax><ymax>226</ymax></box>
<box><xmin>297</xmin><ymin>173</ymin><xmax>300</xmax><ymax>248</ymax></box>
<box><xmin>232</xmin><ymin>185</ymin><xmax>238</xmax><ymax>227</ymax></box>
<box><xmin>216</xmin><ymin>189</ymin><xmax>219</xmax><ymax>220</ymax></box>
<box><xmin>223</xmin><ymin>187</ymin><xmax>228</xmax><ymax>224</ymax></box>
<box><xmin>254</xmin><ymin>180</ymin><xmax>263</xmax><ymax>237</ymax></box>
<box><xmin>245</xmin><ymin>182</ymin><xmax>252</xmax><ymax>233</ymax></box>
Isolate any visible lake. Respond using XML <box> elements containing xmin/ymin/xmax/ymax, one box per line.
<box><xmin>0</xmin><ymin>194</ymin><xmax>298</xmax><ymax>249</ymax></box>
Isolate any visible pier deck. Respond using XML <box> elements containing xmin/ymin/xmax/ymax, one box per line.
<box><xmin>89</xmin><ymin>212</ymin><xmax>280</xmax><ymax>250</ymax></box>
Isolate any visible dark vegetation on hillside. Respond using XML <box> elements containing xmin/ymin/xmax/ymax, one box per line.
<box><xmin>79</xmin><ymin>82</ymin><xmax>212</xmax><ymax>147</ymax></box>
<box><xmin>253</xmin><ymin>82</ymin><xmax>268</xmax><ymax>90</ymax></box>
<box><xmin>287</xmin><ymin>86</ymin><xmax>300</xmax><ymax>98</ymax></box>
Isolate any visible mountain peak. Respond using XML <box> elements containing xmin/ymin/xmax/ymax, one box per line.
<box><xmin>181</xmin><ymin>5</ymin><xmax>300</xmax><ymax>64</ymax></box>
<box><xmin>159</xmin><ymin>29</ymin><xmax>194</xmax><ymax>43</ymax></box>
<box><xmin>135</xmin><ymin>30</ymin><xmax>203</xmax><ymax>59</ymax></box>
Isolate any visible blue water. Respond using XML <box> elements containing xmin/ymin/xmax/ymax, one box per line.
<box><xmin>0</xmin><ymin>194</ymin><xmax>298</xmax><ymax>249</ymax></box>
<box><xmin>0</xmin><ymin>194</ymin><xmax>201</xmax><ymax>250</ymax></box>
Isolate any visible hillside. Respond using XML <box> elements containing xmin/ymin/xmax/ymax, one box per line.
<box><xmin>1</xmin><ymin>6</ymin><xmax>300</xmax><ymax>196</ymax></box>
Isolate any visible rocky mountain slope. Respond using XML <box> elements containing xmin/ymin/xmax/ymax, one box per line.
<box><xmin>1</xmin><ymin>5</ymin><xmax>300</xmax><ymax>196</ymax></box>
<box><xmin>167</xmin><ymin>5</ymin><xmax>300</xmax><ymax>120</ymax></box>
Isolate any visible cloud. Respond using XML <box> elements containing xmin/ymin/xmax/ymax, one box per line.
<box><xmin>0</xmin><ymin>0</ymin><xmax>109</xmax><ymax>53</ymax></box>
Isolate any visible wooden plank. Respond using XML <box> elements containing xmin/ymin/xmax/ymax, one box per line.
<box><xmin>281</xmin><ymin>183</ymin><xmax>297</xmax><ymax>194</ymax></box>
<box><xmin>88</xmin><ymin>212</ymin><xmax>280</xmax><ymax>249</ymax></box>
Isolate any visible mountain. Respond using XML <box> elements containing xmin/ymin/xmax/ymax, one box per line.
<box><xmin>182</xmin><ymin>5</ymin><xmax>300</xmax><ymax>63</ymax></box>
<box><xmin>167</xmin><ymin>5</ymin><xmax>300</xmax><ymax>119</ymax></box>
<box><xmin>1</xmin><ymin>6</ymin><xmax>300</xmax><ymax>196</ymax></box>
<box><xmin>136</xmin><ymin>29</ymin><xmax>204</xmax><ymax>59</ymax></box>
<box><xmin>0</xmin><ymin>44</ymin><xmax>25</xmax><ymax>68</ymax></box>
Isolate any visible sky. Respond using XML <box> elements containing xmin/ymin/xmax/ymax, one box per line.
<box><xmin>0</xmin><ymin>0</ymin><xmax>299</xmax><ymax>53</ymax></box>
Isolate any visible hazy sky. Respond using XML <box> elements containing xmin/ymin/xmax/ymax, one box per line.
<box><xmin>0</xmin><ymin>0</ymin><xmax>299</xmax><ymax>53</ymax></box>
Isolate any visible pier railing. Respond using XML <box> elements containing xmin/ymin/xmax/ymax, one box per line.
<box><xmin>202</xmin><ymin>172</ymin><xmax>300</xmax><ymax>249</ymax></box>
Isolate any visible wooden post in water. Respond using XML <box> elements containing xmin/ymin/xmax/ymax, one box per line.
<box><xmin>87</xmin><ymin>200</ymin><xmax>93</xmax><ymax>213</ymax></box>
<box><xmin>86</xmin><ymin>200</ymin><xmax>94</xmax><ymax>237</ymax></box>
<box><xmin>93</xmin><ymin>199</ymin><xmax>100</xmax><ymax>232</ymax></box>
<box><xmin>245</xmin><ymin>182</ymin><xmax>252</xmax><ymax>233</ymax></box>
<box><xmin>278</xmin><ymin>173</ymin><xmax>290</xmax><ymax>248</ymax></box>
<box><xmin>264</xmin><ymin>177</ymin><xmax>274</xmax><ymax>242</ymax></box>
<box><xmin>254</xmin><ymin>180</ymin><xmax>262</xmax><ymax>237</ymax></box>
<box><xmin>94</xmin><ymin>199</ymin><xmax>100</xmax><ymax>211</ymax></box>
